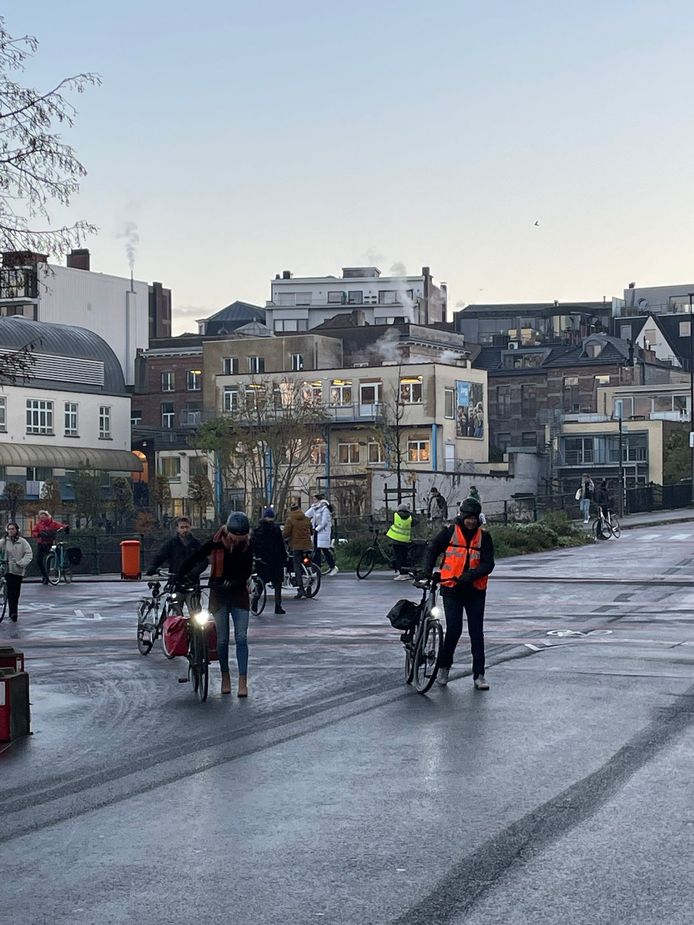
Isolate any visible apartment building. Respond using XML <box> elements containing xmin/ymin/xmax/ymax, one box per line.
<box><xmin>455</xmin><ymin>300</ymin><xmax>614</xmax><ymax>347</ymax></box>
<box><xmin>0</xmin><ymin>317</ymin><xmax>141</xmax><ymax>505</ymax></box>
<box><xmin>264</xmin><ymin>266</ymin><xmax>447</xmax><ymax>333</ymax></box>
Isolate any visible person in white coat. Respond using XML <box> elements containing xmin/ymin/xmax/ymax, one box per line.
<box><xmin>305</xmin><ymin>494</ymin><xmax>338</xmax><ymax>575</ymax></box>
<box><xmin>0</xmin><ymin>522</ymin><xmax>34</xmax><ymax>622</ymax></box>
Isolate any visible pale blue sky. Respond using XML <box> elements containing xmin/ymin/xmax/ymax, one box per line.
<box><xmin>8</xmin><ymin>1</ymin><xmax>694</xmax><ymax>331</ymax></box>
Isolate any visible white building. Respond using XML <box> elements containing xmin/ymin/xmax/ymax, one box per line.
<box><xmin>0</xmin><ymin>250</ymin><xmax>151</xmax><ymax>386</ymax></box>
<box><xmin>0</xmin><ymin>317</ymin><xmax>141</xmax><ymax>503</ymax></box>
<box><xmin>264</xmin><ymin>266</ymin><xmax>447</xmax><ymax>333</ymax></box>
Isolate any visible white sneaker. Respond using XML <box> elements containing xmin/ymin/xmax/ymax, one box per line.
<box><xmin>474</xmin><ymin>675</ymin><xmax>490</xmax><ymax>690</ymax></box>
<box><xmin>329</xmin><ymin>567</ymin><xmax>339</xmax><ymax>576</ymax></box>
<box><xmin>394</xmin><ymin>573</ymin><xmax>410</xmax><ymax>581</ymax></box>
<box><xmin>437</xmin><ymin>668</ymin><xmax>449</xmax><ymax>686</ymax></box>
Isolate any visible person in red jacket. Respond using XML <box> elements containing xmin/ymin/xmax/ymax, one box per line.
<box><xmin>31</xmin><ymin>510</ymin><xmax>69</xmax><ymax>585</ymax></box>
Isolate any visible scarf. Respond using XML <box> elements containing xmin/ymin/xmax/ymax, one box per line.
<box><xmin>210</xmin><ymin>526</ymin><xmax>232</xmax><ymax>579</ymax></box>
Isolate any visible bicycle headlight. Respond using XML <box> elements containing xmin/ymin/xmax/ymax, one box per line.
<box><xmin>193</xmin><ymin>609</ymin><xmax>211</xmax><ymax>627</ymax></box>
<box><xmin>431</xmin><ymin>605</ymin><xmax>443</xmax><ymax>619</ymax></box>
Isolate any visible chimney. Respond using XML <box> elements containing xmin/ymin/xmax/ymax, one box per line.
<box><xmin>282</xmin><ymin>270</ymin><xmax>292</xmax><ymax>279</ymax></box>
<box><xmin>67</xmin><ymin>248</ymin><xmax>90</xmax><ymax>271</ymax></box>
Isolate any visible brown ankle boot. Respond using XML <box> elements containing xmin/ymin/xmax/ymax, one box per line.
<box><xmin>237</xmin><ymin>675</ymin><xmax>248</xmax><ymax>698</ymax></box>
<box><xmin>221</xmin><ymin>672</ymin><xmax>231</xmax><ymax>695</ymax></box>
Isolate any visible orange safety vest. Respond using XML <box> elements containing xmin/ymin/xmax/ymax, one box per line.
<box><xmin>440</xmin><ymin>525</ymin><xmax>489</xmax><ymax>591</ymax></box>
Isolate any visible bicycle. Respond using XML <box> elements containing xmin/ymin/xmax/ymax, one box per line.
<box><xmin>283</xmin><ymin>549</ymin><xmax>321</xmax><ymax>598</ymax></box>
<box><xmin>401</xmin><ymin>573</ymin><xmax>444</xmax><ymax>694</ymax></box>
<box><xmin>46</xmin><ymin>529</ymin><xmax>72</xmax><ymax>585</ymax></box>
<box><xmin>137</xmin><ymin>571</ymin><xmax>201</xmax><ymax>656</ymax></box>
<box><xmin>592</xmin><ymin>509</ymin><xmax>621</xmax><ymax>541</ymax></box>
<box><xmin>249</xmin><ymin>559</ymin><xmax>267</xmax><ymax>616</ymax></box>
<box><xmin>356</xmin><ymin>528</ymin><xmax>394</xmax><ymax>579</ymax></box>
<box><xmin>0</xmin><ymin>560</ymin><xmax>7</xmax><ymax>624</ymax></box>
<box><xmin>182</xmin><ymin>607</ymin><xmax>214</xmax><ymax>703</ymax></box>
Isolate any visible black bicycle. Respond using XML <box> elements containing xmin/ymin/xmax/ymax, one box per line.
<box><xmin>183</xmin><ymin>608</ymin><xmax>213</xmax><ymax>702</ymax></box>
<box><xmin>356</xmin><ymin>528</ymin><xmax>394</xmax><ymax>579</ymax></box>
<box><xmin>0</xmin><ymin>560</ymin><xmax>7</xmax><ymax>623</ymax></box>
<box><xmin>137</xmin><ymin>571</ymin><xmax>200</xmax><ymax>656</ymax></box>
<box><xmin>249</xmin><ymin>559</ymin><xmax>267</xmax><ymax>616</ymax></box>
<box><xmin>401</xmin><ymin>574</ymin><xmax>444</xmax><ymax>694</ymax></box>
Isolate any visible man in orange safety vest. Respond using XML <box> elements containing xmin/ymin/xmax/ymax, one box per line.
<box><xmin>422</xmin><ymin>497</ymin><xmax>495</xmax><ymax>690</ymax></box>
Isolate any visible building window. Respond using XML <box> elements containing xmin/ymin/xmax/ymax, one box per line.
<box><xmin>244</xmin><ymin>385</ymin><xmax>264</xmax><ymax>411</ymax></box>
<box><xmin>496</xmin><ymin>433</ymin><xmax>511</xmax><ymax>453</ymax></box>
<box><xmin>330</xmin><ymin>379</ymin><xmax>353</xmax><ymax>406</ymax></box>
<box><xmin>680</xmin><ymin>321</ymin><xmax>691</xmax><ymax>337</ymax></box>
<box><xmin>562</xmin><ymin>376</ymin><xmax>580</xmax><ymax>413</ymax></box>
<box><xmin>186</xmin><ymin>369</ymin><xmax>202</xmax><ymax>391</ymax></box>
<box><xmin>563</xmin><ymin>436</ymin><xmax>594</xmax><ymax>466</ymax></box>
<box><xmin>274</xmin><ymin>319</ymin><xmax>308</xmax><ymax>333</ymax></box>
<box><xmin>161</xmin><ymin>371</ymin><xmax>174</xmax><ymax>392</ymax></box>
<box><xmin>303</xmin><ymin>381</ymin><xmax>323</xmax><ymax>404</ymax></box>
<box><xmin>368</xmin><ymin>442</ymin><xmax>385</xmax><ymax>463</ymax></box>
<box><xmin>496</xmin><ymin>386</ymin><xmax>511</xmax><ymax>418</ymax></box>
<box><xmin>182</xmin><ymin>404</ymin><xmax>201</xmax><ymax>426</ymax></box>
<box><xmin>64</xmin><ymin>402</ymin><xmax>79</xmax><ymax>437</ymax></box>
<box><xmin>444</xmin><ymin>388</ymin><xmax>455</xmax><ymax>419</ymax></box>
<box><xmin>291</xmin><ymin>353</ymin><xmax>304</xmax><ymax>371</ymax></box>
<box><xmin>338</xmin><ymin>443</ymin><xmax>359</xmax><ymax>464</ymax></box>
<box><xmin>159</xmin><ymin>456</ymin><xmax>181</xmax><ymax>481</ymax></box>
<box><xmin>248</xmin><ymin>356</ymin><xmax>265</xmax><ymax>374</ymax></box>
<box><xmin>347</xmin><ymin>291</ymin><xmax>363</xmax><ymax>304</ymax></box>
<box><xmin>521</xmin><ymin>432</ymin><xmax>538</xmax><ymax>447</ymax></box>
<box><xmin>360</xmin><ymin>382</ymin><xmax>382</xmax><ymax>407</ymax></box>
<box><xmin>521</xmin><ymin>385</ymin><xmax>537</xmax><ymax>417</ymax></box>
<box><xmin>327</xmin><ymin>290</ymin><xmax>345</xmax><ymax>303</ymax></box>
<box><xmin>161</xmin><ymin>401</ymin><xmax>175</xmax><ymax>429</ymax></box>
<box><xmin>407</xmin><ymin>439</ymin><xmax>430</xmax><ymax>463</ymax></box>
<box><xmin>223</xmin><ymin>387</ymin><xmax>239</xmax><ymax>413</ymax></box>
<box><xmin>594</xmin><ymin>375</ymin><xmax>610</xmax><ymax>386</ymax></box>
<box><xmin>378</xmin><ymin>290</ymin><xmax>398</xmax><ymax>304</ymax></box>
<box><xmin>400</xmin><ymin>377</ymin><xmax>423</xmax><ymax>404</ymax></box>
<box><xmin>0</xmin><ymin>397</ymin><xmax>6</xmax><ymax>431</ymax></box>
<box><xmin>310</xmin><ymin>441</ymin><xmax>327</xmax><ymax>465</ymax></box>
<box><xmin>223</xmin><ymin>356</ymin><xmax>239</xmax><ymax>375</ymax></box>
<box><xmin>26</xmin><ymin>399</ymin><xmax>53</xmax><ymax>435</ymax></box>
<box><xmin>189</xmin><ymin>456</ymin><xmax>209</xmax><ymax>480</ymax></box>
<box><xmin>26</xmin><ymin>466</ymin><xmax>52</xmax><ymax>481</ymax></box>
<box><xmin>131</xmin><ymin>409</ymin><xmax>142</xmax><ymax>426</ymax></box>
<box><xmin>99</xmin><ymin>406</ymin><xmax>112</xmax><ymax>439</ymax></box>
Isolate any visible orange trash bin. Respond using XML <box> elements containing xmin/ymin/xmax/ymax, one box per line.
<box><xmin>120</xmin><ymin>539</ymin><xmax>142</xmax><ymax>580</ymax></box>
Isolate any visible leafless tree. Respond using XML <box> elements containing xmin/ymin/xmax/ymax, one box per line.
<box><xmin>373</xmin><ymin>370</ymin><xmax>408</xmax><ymax>504</ymax></box>
<box><xmin>0</xmin><ymin>17</ymin><xmax>100</xmax><ymax>254</ymax></box>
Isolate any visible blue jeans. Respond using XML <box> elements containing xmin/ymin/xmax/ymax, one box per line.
<box><xmin>213</xmin><ymin>604</ymin><xmax>249</xmax><ymax>675</ymax></box>
<box><xmin>579</xmin><ymin>498</ymin><xmax>591</xmax><ymax>520</ymax></box>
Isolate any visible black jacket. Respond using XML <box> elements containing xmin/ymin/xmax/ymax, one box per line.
<box><xmin>422</xmin><ymin>519</ymin><xmax>495</xmax><ymax>595</ymax></box>
<box><xmin>148</xmin><ymin>534</ymin><xmax>206</xmax><ymax>579</ymax></box>
<box><xmin>251</xmin><ymin>521</ymin><xmax>286</xmax><ymax>575</ymax></box>
<box><xmin>179</xmin><ymin>538</ymin><xmax>253</xmax><ymax>611</ymax></box>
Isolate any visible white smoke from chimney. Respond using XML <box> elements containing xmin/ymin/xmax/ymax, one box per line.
<box><xmin>119</xmin><ymin>221</ymin><xmax>139</xmax><ymax>272</ymax></box>
<box><xmin>389</xmin><ymin>261</ymin><xmax>407</xmax><ymax>276</ymax></box>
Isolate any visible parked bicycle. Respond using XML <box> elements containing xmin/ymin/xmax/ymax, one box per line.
<box><xmin>592</xmin><ymin>509</ymin><xmax>621</xmax><ymax>541</ymax></box>
<box><xmin>356</xmin><ymin>527</ymin><xmax>394</xmax><ymax>579</ymax></box>
<box><xmin>394</xmin><ymin>573</ymin><xmax>443</xmax><ymax>694</ymax></box>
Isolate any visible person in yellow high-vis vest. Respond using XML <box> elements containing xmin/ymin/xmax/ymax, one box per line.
<box><xmin>386</xmin><ymin>502</ymin><xmax>413</xmax><ymax>580</ymax></box>
<box><xmin>422</xmin><ymin>497</ymin><xmax>495</xmax><ymax>689</ymax></box>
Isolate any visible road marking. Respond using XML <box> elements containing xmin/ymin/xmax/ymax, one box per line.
<box><xmin>671</xmin><ymin>533</ymin><xmax>692</xmax><ymax>540</ymax></box>
<box><xmin>524</xmin><ymin>644</ymin><xmax>541</xmax><ymax>651</ymax></box>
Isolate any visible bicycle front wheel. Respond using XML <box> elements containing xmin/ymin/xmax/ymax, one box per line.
<box><xmin>46</xmin><ymin>554</ymin><xmax>60</xmax><ymax>585</ymax></box>
<box><xmin>356</xmin><ymin>547</ymin><xmax>376</xmax><ymax>579</ymax></box>
<box><xmin>137</xmin><ymin>601</ymin><xmax>155</xmax><ymax>655</ymax></box>
<box><xmin>303</xmin><ymin>563</ymin><xmax>321</xmax><ymax>598</ymax></box>
<box><xmin>610</xmin><ymin>518</ymin><xmax>621</xmax><ymax>538</ymax></box>
<box><xmin>250</xmin><ymin>576</ymin><xmax>267</xmax><ymax>615</ymax></box>
<box><xmin>190</xmin><ymin>628</ymin><xmax>209</xmax><ymax>702</ymax></box>
<box><xmin>404</xmin><ymin>634</ymin><xmax>415</xmax><ymax>684</ymax></box>
<box><xmin>413</xmin><ymin>620</ymin><xmax>443</xmax><ymax>694</ymax></box>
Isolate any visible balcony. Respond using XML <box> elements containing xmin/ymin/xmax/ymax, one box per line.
<box><xmin>0</xmin><ymin>267</ymin><xmax>39</xmax><ymax>302</ymax></box>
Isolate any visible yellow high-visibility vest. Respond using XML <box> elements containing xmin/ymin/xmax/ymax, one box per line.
<box><xmin>387</xmin><ymin>512</ymin><xmax>412</xmax><ymax>544</ymax></box>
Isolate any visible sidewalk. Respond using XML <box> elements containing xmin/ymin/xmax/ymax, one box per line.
<box><xmin>577</xmin><ymin>505</ymin><xmax>694</xmax><ymax>531</ymax></box>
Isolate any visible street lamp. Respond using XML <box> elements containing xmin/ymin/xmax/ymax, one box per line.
<box><xmin>690</xmin><ymin>293</ymin><xmax>694</xmax><ymax>504</ymax></box>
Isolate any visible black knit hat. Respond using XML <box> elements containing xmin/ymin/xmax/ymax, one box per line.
<box><xmin>460</xmin><ymin>498</ymin><xmax>482</xmax><ymax>518</ymax></box>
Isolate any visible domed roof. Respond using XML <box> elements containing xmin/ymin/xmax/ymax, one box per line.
<box><xmin>204</xmin><ymin>300</ymin><xmax>265</xmax><ymax>335</ymax></box>
<box><xmin>0</xmin><ymin>316</ymin><xmax>126</xmax><ymax>394</ymax></box>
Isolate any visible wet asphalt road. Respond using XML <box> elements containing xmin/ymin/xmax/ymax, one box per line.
<box><xmin>2</xmin><ymin>524</ymin><xmax>694</xmax><ymax>924</ymax></box>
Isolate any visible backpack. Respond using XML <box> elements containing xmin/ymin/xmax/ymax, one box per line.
<box><xmin>386</xmin><ymin>599</ymin><xmax>421</xmax><ymax>630</ymax></box>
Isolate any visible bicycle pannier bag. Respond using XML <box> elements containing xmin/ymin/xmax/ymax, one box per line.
<box><xmin>386</xmin><ymin>599</ymin><xmax>420</xmax><ymax>630</ymax></box>
<box><xmin>67</xmin><ymin>546</ymin><xmax>82</xmax><ymax>566</ymax></box>
<box><xmin>162</xmin><ymin>615</ymin><xmax>188</xmax><ymax>657</ymax></box>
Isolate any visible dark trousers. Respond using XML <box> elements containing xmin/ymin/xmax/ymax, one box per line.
<box><xmin>293</xmin><ymin>550</ymin><xmax>309</xmax><ymax>593</ymax></box>
<box><xmin>392</xmin><ymin>542</ymin><xmax>410</xmax><ymax>574</ymax></box>
<box><xmin>37</xmin><ymin>545</ymin><xmax>50</xmax><ymax>581</ymax></box>
<box><xmin>314</xmin><ymin>547</ymin><xmax>335</xmax><ymax>569</ymax></box>
<box><xmin>439</xmin><ymin>590</ymin><xmax>486</xmax><ymax>678</ymax></box>
<box><xmin>6</xmin><ymin>573</ymin><xmax>23</xmax><ymax>618</ymax></box>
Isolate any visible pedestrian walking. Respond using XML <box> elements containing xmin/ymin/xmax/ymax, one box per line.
<box><xmin>0</xmin><ymin>523</ymin><xmax>33</xmax><ymax>622</ymax></box>
<box><xmin>31</xmin><ymin>510</ymin><xmax>68</xmax><ymax>585</ymax></box>
<box><xmin>282</xmin><ymin>502</ymin><xmax>314</xmax><ymax>598</ymax></box>
<box><xmin>179</xmin><ymin>512</ymin><xmax>253</xmax><ymax>697</ymax></box>
<box><xmin>306</xmin><ymin>494</ymin><xmax>338</xmax><ymax>575</ymax></box>
<box><xmin>252</xmin><ymin>507</ymin><xmax>287</xmax><ymax>614</ymax></box>
<box><xmin>387</xmin><ymin>502</ymin><xmax>414</xmax><ymax>580</ymax></box>
<box><xmin>146</xmin><ymin>516</ymin><xmax>207</xmax><ymax>611</ymax></box>
<box><xmin>427</xmin><ymin>487</ymin><xmax>448</xmax><ymax>523</ymax></box>
<box><xmin>422</xmin><ymin>497</ymin><xmax>495</xmax><ymax>690</ymax></box>
<box><xmin>577</xmin><ymin>473</ymin><xmax>594</xmax><ymax>524</ymax></box>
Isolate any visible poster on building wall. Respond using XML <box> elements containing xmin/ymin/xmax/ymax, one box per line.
<box><xmin>455</xmin><ymin>381</ymin><xmax>484</xmax><ymax>439</ymax></box>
